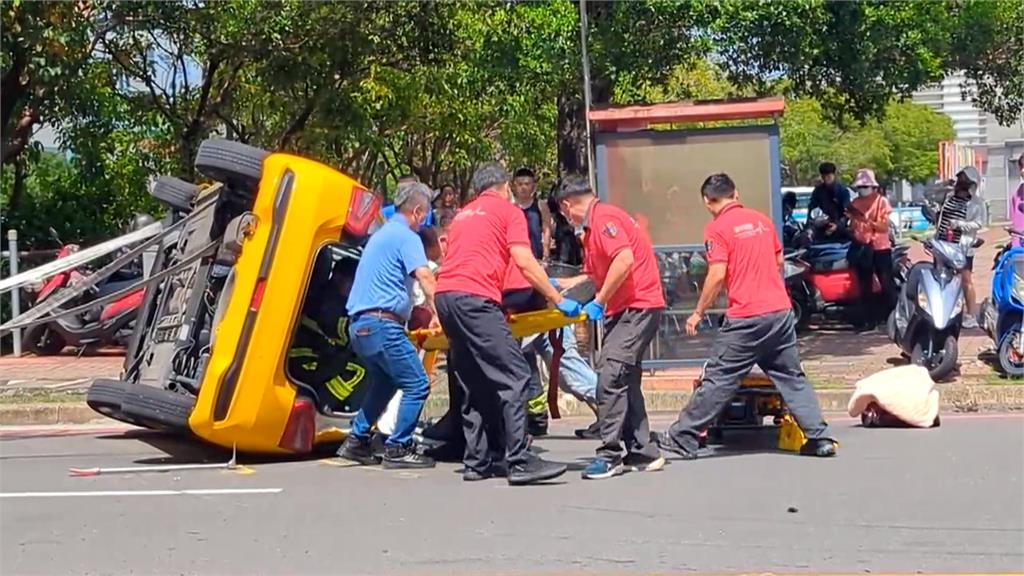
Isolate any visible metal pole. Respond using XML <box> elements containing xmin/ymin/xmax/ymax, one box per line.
<box><xmin>578</xmin><ymin>0</ymin><xmax>596</xmax><ymax>188</ymax></box>
<box><xmin>7</xmin><ymin>229</ymin><xmax>21</xmax><ymax>357</ymax></box>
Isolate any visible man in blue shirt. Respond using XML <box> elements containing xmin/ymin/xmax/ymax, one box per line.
<box><xmin>337</xmin><ymin>181</ymin><xmax>438</xmax><ymax>469</ymax></box>
<box><xmin>380</xmin><ymin>174</ymin><xmax>435</xmax><ymax>228</ymax></box>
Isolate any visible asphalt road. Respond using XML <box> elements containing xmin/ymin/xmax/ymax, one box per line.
<box><xmin>1</xmin><ymin>414</ymin><xmax>1022</xmax><ymax>575</ymax></box>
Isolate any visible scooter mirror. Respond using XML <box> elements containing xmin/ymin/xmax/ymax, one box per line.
<box><xmin>48</xmin><ymin>227</ymin><xmax>61</xmax><ymax>245</ymax></box>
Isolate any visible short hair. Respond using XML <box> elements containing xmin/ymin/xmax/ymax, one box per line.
<box><xmin>440</xmin><ymin>182</ymin><xmax>456</xmax><ymax>192</ymax></box>
<box><xmin>418</xmin><ymin>226</ymin><xmax>440</xmax><ymax>252</ymax></box>
<box><xmin>1018</xmin><ymin>154</ymin><xmax>1024</xmax><ymax>168</ymax></box>
<box><xmin>397</xmin><ymin>174</ymin><xmax>419</xmax><ymax>184</ymax></box>
<box><xmin>818</xmin><ymin>162</ymin><xmax>837</xmax><ymax>176</ymax></box>
<box><xmin>513</xmin><ymin>167</ymin><xmax>535</xmax><ymax>180</ymax></box>
<box><xmin>555</xmin><ymin>174</ymin><xmax>593</xmax><ymax>202</ymax></box>
<box><xmin>471</xmin><ymin>162</ymin><xmax>510</xmax><ymax>195</ymax></box>
<box><xmin>700</xmin><ymin>173</ymin><xmax>737</xmax><ymax>201</ymax></box>
<box><xmin>394</xmin><ymin>181</ymin><xmax>432</xmax><ymax>212</ymax></box>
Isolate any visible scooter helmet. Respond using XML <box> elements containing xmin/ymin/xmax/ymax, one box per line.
<box><xmin>132</xmin><ymin>213</ymin><xmax>156</xmax><ymax>231</ymax></box>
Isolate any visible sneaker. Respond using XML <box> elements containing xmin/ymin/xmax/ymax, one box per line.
<box><xmin>527</xmin><ymin>414</ymin><xmax>549</xmax><ymax>437</ymax></box>
<box><xmin>573</xmin><ymin>420</ymin><xmax>601</xmax><ymax>439</ymax></box>
<box><xmin>336</xmin><ymin>435</ymin><xmax>381</xmax><ymax>466</ymax></box>
<box><xmin>581</xmin><ymin>458</ymin><xmax>625</xmax><ymax>480</ymax></box>
<box><xmin>799</xmin><ymin>438</ymin><xmax>838</xmax><ymax>457</ymax></box>
<box><xmin>382</xmin><ymin>443</ymin><xmax>436</xmax><ymax>469</ymax></box>
<box><xmin>653</xmin><ymin>431</ymin><xmax>699</xmax><ymax>460</ymax></box>
<box><xmin>507</xmin><ymin>454</ymin><xmax>567</xmax><ymax>486</ymax></box>
<box><xmin>962</xmin><ymin>315</ymin><xmax>979</xmax><ymax>330</ymax></box>
<box><xmin>623</xmin><ymin>453</ymin><xmax>666</xmax><ymax>473</ymax></box>
<box><xmin>463</xmin><ymin>468</ymin><xmax>492</xmax><ymax>482</ymax></box>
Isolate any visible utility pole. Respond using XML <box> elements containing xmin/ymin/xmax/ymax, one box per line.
<box><xmin>578</xmin><ymin>0</ymin><xmax>596</xmax><ymax>189</ymax></box>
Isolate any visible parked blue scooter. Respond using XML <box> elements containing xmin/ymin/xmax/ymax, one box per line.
<box><xmin>980</xmin><ymin>227</ymin><xmax>1024</xmax><ymax>376</ymax></box>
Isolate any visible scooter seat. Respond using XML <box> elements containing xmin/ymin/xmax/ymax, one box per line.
<box><xmin>812</xmin><ymin>258</ymin><xmax>850</xmax><ymax>272</ymax></box>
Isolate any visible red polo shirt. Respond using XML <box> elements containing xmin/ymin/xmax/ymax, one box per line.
<box><xmin>504</xmin><ymin>261</ymin><xmax>531</xmax><ymax>291</ymax></box>
<box><xmin>436</xmin><ymin>191</ymin><xmax>531</xmax><ymax>303</ymax></box>
<box><xmin>704</xmin><ymin>202</ymin><xmax>790</xmax><ymax>318</ymax></box>
<box><xmin>582</xmin><ymin>200</ymin><xmax>665</xmax><ymax>316</ymax></box>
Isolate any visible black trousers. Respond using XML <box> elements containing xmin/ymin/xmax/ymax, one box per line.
<box><xmin>595</xmin><ymin>308</ymin><xmax>663</xmax><ymax>461</ymax></box>
<box><xmin>667</xmin><ymin>310</ymin><xmax>833</xmax><ymax>452</ymax></box>
<box><xmin>854</xmin><ymin>245</ymin><xmax>896</xmax><ymax>323</ymax></box>
<box><xmin>435</xmin><ymin>292</ymin><xmax>532</xmax><ymax>473</ymax></box>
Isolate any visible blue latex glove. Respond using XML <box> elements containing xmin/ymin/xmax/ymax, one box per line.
<box><xmin>549</xmin><ymin>277</ymin><xmax>562</xmax><ymax>290</ymax></box>
<box><xmin>582</xmin><ymin>300</ymin><xmax>605</xmax><ymax>321</ymax></box>
<box><xmin>555</xmin><ymin>297</ymin><xmax>582</xmax><ymax>318</ymax></box>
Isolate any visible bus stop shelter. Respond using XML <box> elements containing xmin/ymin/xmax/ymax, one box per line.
<box><xmin>588</xmin><ymin>96</ymin><xmax>786</xmax><ymax>368</ymax></box>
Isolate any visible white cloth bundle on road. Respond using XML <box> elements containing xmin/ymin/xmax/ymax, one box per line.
<box><xmin>847</xmin><ymin>365</ymin><xmax>940</xmax><ymax>428</ymax></box>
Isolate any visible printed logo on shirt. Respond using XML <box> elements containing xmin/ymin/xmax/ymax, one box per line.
<box><xmin>705</xmin><ymin>239</ymin><xmax>713</xmax><ymax>253</ymax></box>
<box><xmin>603</xmin><ymin>222</ymin><xmax>618</xmax><ymax>238</ymax></box>
<box><xmin>732</xmin><ymin>221</ymin><xmax>769</xmax><ymax>239</ymax></box>
<box><xmin>453</xmin><ymin>207</ymin><xmax>486</xmax><ymax>221</ymax></box>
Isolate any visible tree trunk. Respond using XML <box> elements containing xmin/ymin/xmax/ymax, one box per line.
<box><xmin>555</xmin><ymin>78</ymin><xmax>611</xmax><ymax>179</ymax></box>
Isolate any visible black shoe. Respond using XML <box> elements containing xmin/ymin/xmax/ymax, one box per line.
<box><xmin>623</xmin><ymin>452</ymin><xmax>667</xmax><ymax>472</ymax></box>
<box><xmin>507</xmin><ymin>455</ymin><xmax>567</xmax><ymax>486</ymax></box>
<box><xmin>799</xmin><ymin>438</ymin><xmax>838</xmax><ymax>457</ymax></box>
<box><xmin>654</xmin><ymin>431</ymin><xmax>698</xmax><ymax>460</ymax></box>
<box><xmin>527</xmin><ymin>414</ymin><xmax>548</xmax><ymax>437</ymax></box>
<box><xmin>463</xmin><ymin>461</ymin><xmax>508</xmax><ymax>482</ymax></box>
<box><xmin>336</xmin><ymin>435</ymin><xmax>381</xmax><ymax>465</ymax></box>
<box><xmin>382</xmin><ymin>444</ymin><xmax>436</xmax><ymax>469</ymax></box>
<box><xmin>573</xmin><ymin>420</ymin><xmax>601</xmax><ymax>439</ymax></box>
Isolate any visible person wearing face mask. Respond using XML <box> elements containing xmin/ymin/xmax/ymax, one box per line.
<box><xmin>656</xmin><ymin>173</ymin><xmax>837</xmax><ymax>460</ymax></box>
<box><xmin>552</xmin><ymin>175</ymin><xmax>666</xmax><ymax>480</ymax></box>
<box><xmin>1012</xmin><ymin>155</ymin><xmax>1024</xmax><ymax>248</ymax></box>
<box><xmin>435</xmin><ymin>162</ymin><xmax>581</xmax><ymax>485</ymax></box>
<box><xmin>934</xmin><ymin>166</ymin><xmax>986</xmax><ymax>329</ymax></box>
<box><xmin>846</xmin><ymin>168</ymin><xmax>895</xmax><ymax>331</ymax></box>
<box><xmin>336</xmin><ymin>181</ymin><xmax>440</xmax><ymax>470</ymax></box>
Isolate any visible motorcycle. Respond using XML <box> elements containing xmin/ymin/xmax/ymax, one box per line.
<box><xmin>979</xmin><ymin>227</ymin><xmax>1024</xmax><ymax>376</ymax></box>
<box><xmin>786</xmin><ymin>209</ymin><xmax>908</xmax><ymax>330</ymax></box>
<box><xmin>22</xmin><ymin>225</ymin><xmax>147</xmax><ymax>355</ymax></box>
<box><xmin>887</xmin><ymin>203</ymin><xmax>972</xmax><ymax>381</ymax></box>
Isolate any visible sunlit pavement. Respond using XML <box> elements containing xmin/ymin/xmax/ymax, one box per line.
<box><xmin>1</xmin><ymin>413</ymin><xmax>1022</xmax><ymax>575</ymax></box>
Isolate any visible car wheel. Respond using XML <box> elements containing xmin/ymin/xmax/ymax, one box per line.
<box><xmin>194</xmin><ymin>139</ymin><xmax>269</xmax><ymax>195</ymax></box>
<box><xmin>23</xmin><ymin>324</ymin><xmax>66</xmax><ymax>355</ymax></box>
<box><xmin>151</xmin><ymin>176</ymin><xmax>201</xmax><ymax>213</ymax></box>
<box><xmin>86</xmin><ymin>379</ymin><xmax>143</xmax><ymax>426</ymax></box>
<box><xmin>120</xmin><ymin>385</ymin><xmax>196</xmax><ymax>432</ymax></box>
<box><xmin>911</xmin><ymin>333</ymin><xmax>958</xmax><ymax>382</ymax></box>
<box><xmin>997</xmin><ymin>327</ymin><xmax>1024</xmax><ymax>377</ymax></box>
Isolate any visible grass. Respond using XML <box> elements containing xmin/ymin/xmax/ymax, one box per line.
<box><xmin>0</xmin><ymin>390</ymin><xmax>87</xmax><ymax>405</ymax></box>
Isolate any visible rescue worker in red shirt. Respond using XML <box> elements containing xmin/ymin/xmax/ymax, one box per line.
<box><xmin>553</xmin><ymin>175</ymin><xmax>666</xmax><ymax>480</ymax></box>
<box><xmin>656</xmin><ymin>173</ymin><xmax>837</xmax><ymax>459</ymax></box>
<box><xmin>435</xmin><ymin>162</ymin><xmax>581</xmax><ymax>485</ymax></box>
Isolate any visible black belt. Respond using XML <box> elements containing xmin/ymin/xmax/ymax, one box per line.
<box><xmin>356</xmin><ymin>308</ymin><xmax>404</xmax><ymax>323</ymax></box>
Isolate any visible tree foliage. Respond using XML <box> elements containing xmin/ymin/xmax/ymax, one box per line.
<box><xmin>1</xmin><ymin>0</ymin><xmax>1019</xmax><ymax>249</ymax></box>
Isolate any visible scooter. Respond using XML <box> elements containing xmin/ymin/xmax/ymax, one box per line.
<box><xmin>887</xmin><ymin>205</ymin><xmax>970</xmax><ymax>381</ymax></box>
<box><xmin>22</xmin><ymin>227</ymin><xmax>146</xmax><ymax>355</ymax></box>
<box><xmin>979</xmin><ymin>228</ymin><xmax>1024</xmax><ymax>376</ymax></box>
<box><xmin>786</xmin><ymin>209</ymin><xmax>908</xmax><ymax>330</ymax></box>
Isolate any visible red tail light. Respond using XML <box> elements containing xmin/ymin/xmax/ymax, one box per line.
<box><xmin>249</xmin><ymin>279</ymin><xmax>267</xmax><ymax>312</ymax></box>
<box><xmin>343</xmin><ymin>186</ymin><xmax>382</xmax><ymax>238</ymax></box>
<box><xmin>278</xmin><ymin>397</ymin><xmax>315</xmax><ymax>453</ymax></box>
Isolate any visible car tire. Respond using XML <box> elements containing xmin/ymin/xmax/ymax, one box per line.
<box><xmin>23</xmin><ymin>324</ymin><xmax>66</xmax><ymax>356</ymax></box>
<box><xmin>151</xmin><ymin>176</ymin><xmax>201</xmax><ymax>213</ymax></box>
<box><xmin>86</xmin><ymin>379</ymin><xmax>143</xmax><ymax>426</ymax></box>
<box><xmin>120</xmin><ymin>385</ymin><xmax>195</xmax><ymax>432</ymax></box>
<box><xmin>194</xmin><ymin>139</ymin><xmax>268</xmax><ymax>195</ymax></box>
<box><xmin>911</xmin><ymin>333</ymin><xmax>958</xmax><ymax>382</ymax></box>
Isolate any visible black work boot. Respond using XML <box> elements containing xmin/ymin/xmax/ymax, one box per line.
<box><xmin>507</xmin><ymin>453</ymin><xmax>567</xmax><ymax>486</ymax></box>
<box><xmin>336</xmin><ymin>435</ymin><xmax>381</xmax><ymax>466</ymax></box>
<box><xmin>527</xmin><ymin>411</ymin><xmax>548</xmax><ymax>437</ymax></box>
<box><xmin>799</xmin><ymin>438</ymin><xmax>838</xmax><ymax>457</ymax></box>
<box><xmin>382</xmin><ymin>443</ymin><xmax>436</xmax><ymax>469</ymax></box>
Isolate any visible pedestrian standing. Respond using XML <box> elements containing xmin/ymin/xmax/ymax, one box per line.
<box><xmin>657</xmin><ymin>173</ymin><xmax>837</xmax><ymax>459</ymax></box>
<box><xmin>435</xmin><ymin>162</ymin><xmax>581</xmax><ymax>485</ymax></box>
<box><xmin>934</xmin><ymin>166</ymin><xmax>986</xmax><ymax>329</ymax></box>
<box><xmin>553</xmin><ymin>175</ymin><xmax>666</xmax><ymax>480</ymax></box>
<box><xmin>1012</xmin><ymin>155</ymin><xmax>1024</xmax><ymax>248</ymax></box>
<box><xmin>846</xmin><ymin>168</ymin><xmax>896</xmax><ymax>330</ymax></box>
<box><xmin>336</xmin><ymin>181</ymin><xmax>439</xmax><ymax>469</ymax></box>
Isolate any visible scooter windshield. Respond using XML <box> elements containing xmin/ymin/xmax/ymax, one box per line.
<box><xmin>930</xmin><ymin>240</ymin><xmax>967</xmax><ymax>271</ymax></box>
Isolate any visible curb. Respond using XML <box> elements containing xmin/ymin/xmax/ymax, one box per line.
<box><xmin>2</xmin><ymin>385</ymin><xmax>1022</xmax><ymax>426</ymax></box>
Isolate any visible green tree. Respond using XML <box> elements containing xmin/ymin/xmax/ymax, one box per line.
<box><xmin>880</xmin><ymin>101</ymin><xmax>955</xmax><ymax>184</ymax></box>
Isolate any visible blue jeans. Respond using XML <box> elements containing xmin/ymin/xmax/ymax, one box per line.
<box><xmin>348</xmin><ymin>315</ymin><xmax>429</xmax><ymax>447</ymax></box>
<box><xmin>525</xmin><ymin>325</ymin><xmax>598</xmax><ymax>402</ymax></box>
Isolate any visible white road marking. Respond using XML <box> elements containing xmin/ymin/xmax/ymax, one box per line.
<box><xmin>0</xmin><ymin>488</ymin><xmax>282</xmax><ymax>499</ymax></box>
